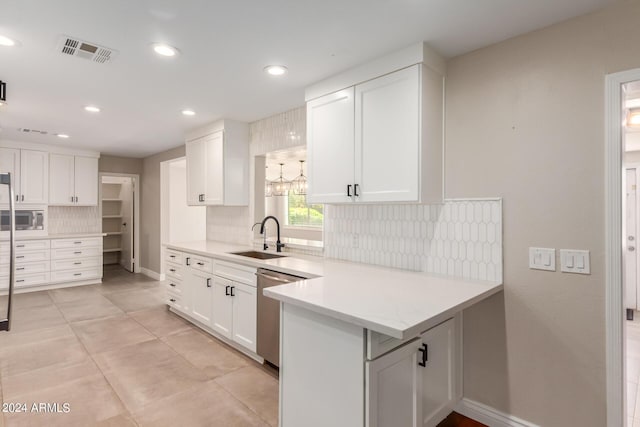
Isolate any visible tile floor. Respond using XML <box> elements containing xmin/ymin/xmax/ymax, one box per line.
<box><xmin>0</xmin><ymin>266</ymin><xmax>278</xmax><ymax>427</ymax></box>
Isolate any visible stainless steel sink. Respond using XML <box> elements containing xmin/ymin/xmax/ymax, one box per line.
<box><xmin>229</xmin><ymin>251</ymin><xmax>286</xmax><ymax>260</ymax></box>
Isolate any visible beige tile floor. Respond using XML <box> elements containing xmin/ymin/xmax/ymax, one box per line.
<box><xmin>0</xmin><ymin>266</ymin><xmax>279</xmax><ymax>427</ymax></box>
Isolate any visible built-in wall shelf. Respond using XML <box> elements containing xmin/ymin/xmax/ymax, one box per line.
<box><xmin>102</xmin><ymin>215</ymin><xmax>123</xmax><ymax>219</ymax></box>
<box><xmin>103</xmin><ymin>248</ymin><xmax>122</xmax><ymax>253</ymax></box>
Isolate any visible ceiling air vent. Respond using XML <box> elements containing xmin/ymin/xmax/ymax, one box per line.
<box><xmin>57</xmin><ymin>35</ymin><xmax>118</xmax><ymax>64</ymax></box>
<box><xmin>17</xmin><ymin>128</ymin><xmax>48</xmax><ymax>135</ymax></box>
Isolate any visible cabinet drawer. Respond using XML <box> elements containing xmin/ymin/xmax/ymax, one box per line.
<box><xmin>50</xmin><ymin>268</ymin><xmax>101</xmax><ymax>283</ymax></box>
<box><xmin>14</xmin><ymin>250</ymin><xmax>50</xmax><ymax>264</ymax></box>
<box><xmin>215</xmin><ymin>260</ymin><xmax>257</xmax><ymax>286</ymax></box>
<box><xmin>15</xmin><ymin>261</ymin><xmax>50</xmax><ymax>275</ymax></box>
<box><xmin>51</xmin><ymin>247</ymin><xmax>102</xmax><ymax>260</ymax></box>
<box><xmin>51</xmin><ymin>257</ymin><xmax>101</xmax><ymax>272</ymax></box>
<box><xmin>166</xmin><ymin>262</ymin><xmax>184</xmax><ymax>280</ymax></box>
<box><xmin>165</xmin><ymin>249</ymin><xmax>183</xmax><ymax>264</ymax></box>
<box><xmin>189</xmin><ymin>255</ymin><xmax>213</xmax><ymax>274</ymax></box>
<box><xmin>167</xmin><ymin>293</ymin><xmax>185</xmax><ymax>312</ymax></box>
<box><xmin>51</xmin><ymin>237</ymin><xmax>102</xmax><ymax>249</ymax></box>
<box><xmin>166</xmin><ymin>279</ymin><xmax>183</xmax><ymax>295</ymax></box>
<box><xmin>14</xmin><ymin>272</ymin><xmax>50</xmax><ymax>288</ymax></box>
<box><xmin>15</xmin><ymin>240</ymin><xmax>50</xmax><ymax>252</ymax></box>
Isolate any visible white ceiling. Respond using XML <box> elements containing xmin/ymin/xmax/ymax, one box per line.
<box><xmin>0</xmin><ymin>0</ymin><xmax>617</xmax><ymax>157</ymax></box>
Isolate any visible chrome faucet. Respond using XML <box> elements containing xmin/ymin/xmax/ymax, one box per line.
<box><xmin>252</xmin><ymin>222</ymin><xmax>268</xmax><ymax>250</ymax></box>
<box><xmin>259</xmin><ymin>216</ymin><xmax>285</xmax><ymax>252</ymax></box>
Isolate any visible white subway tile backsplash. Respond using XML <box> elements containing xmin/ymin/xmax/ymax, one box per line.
<box><xmin>324</xmin><ymin>200</ymin><xmax>503</xmax><ymax>282</ymax></box>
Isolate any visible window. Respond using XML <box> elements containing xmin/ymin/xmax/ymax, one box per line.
<box><xmin>287</xmin><ymin>193</ymin><xmax>323</xmax><ymax>227</ymax></box>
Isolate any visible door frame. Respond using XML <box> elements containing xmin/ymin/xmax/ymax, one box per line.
<box><xmin>98</xmin><ymin>172</ymin><xmax>141</xmax><ymax>274</ymax></box>
<box><xmin>605</xmin><ymin>68</ymin><xmax>640</xmax><ymax>427</ymax></box>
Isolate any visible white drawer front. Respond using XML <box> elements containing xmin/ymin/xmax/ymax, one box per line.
<box><xmin>215</xmin><ymin>260</ymin><xmax>257</xmax><ymax>286</ymax></box>
<box><xmin>15</xmin><ymin>240</ymin><xmax>51</xmax><ymax>252</ymax></box>
<box><xmin>16</xmin><ymin>261</ymin><xmax>50</xmax><ymax>275</ymax></box>
<box><xmin>14</xmin><ymin>272</ymin><xmax>50</xmax><ymax>288</ymax></box>
<box><xmin>51</xmin><ymin>247</ymin><xmax>102</xmax><ymax>260</ymax></box>
<box><xmin>165</xmin><ymin>249</ymin><xmax>183</xmax><ymax>264</ymax></box>
<box><xmin>51</xmin><ymin>237</ymin><xmax>102</xmax><ymax>249</ymax></box>
<box><xmin>167</xmin><ymin>293</ymin><xmax>185</xmax><ymax>313</ymax></box>
<box><xmin>52</xmin><ymin>257</ymin><xmax>102</xmax><ymax>272</ymax></box>
<box><xmin>166</xmin><ymin>278</ymin><xmax>183</xmax><ymax>295</ymax></box>
<box><xmin>50</xmin><ymin>268</ymin><xmax>101</xmax><ymax>283</ymax></box>
<box><xmin>166</xmin><ymin>262</ymin><xmax>184</xmax><ymax>280</ymax></box>
<box><xmin>14</xmin><ymin>250</ymin><xmax>50</xmax><ymax>264</ymax></box>
<box><xmin>190</xmin><ymin>255</ymin><xmax>213</xmax><ymax>274</ymax></box>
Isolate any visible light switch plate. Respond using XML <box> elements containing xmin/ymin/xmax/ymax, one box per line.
<box><xmin>529</xmin><ymin>247</ymin><xmax>556</xmax><ymax>271</ymax></box>
<box><xmin>560</xmin><ymin>249</ymin><xmax>590</xmax><ymax>274</ymax></box>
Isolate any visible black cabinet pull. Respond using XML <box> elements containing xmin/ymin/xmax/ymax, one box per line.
<box><xmin>347</xmin><ymin>184</ymin><xmax>352</xmax><ymax>197</ymax></box>
<box><xmin>230</xmin><ymin>286</ymin><xmax>235</xmax><ymax>297</ymax></box>
<box><xmin>74</xmin><ymin>262</ymin><xmax>82</xmax><ymax>265</ymax></box>
<box><xmin>169</xmin><ymin>268</ymin><xmax>176</xmax><ymax>272</ymax></box>
<box><xmin>169</xmin><ymin>298</ymin><xmax>176</xmax><ymax>303</ymax></box>
<box><xmin>186</xmin><ymin>257</ymin><xmax>191</xmax><ymax>266</ymax></box>
<box><xmin>206</xmin><ymin>278</ymin><xmax>211</xmax><ymax>288</ymax></box>
<box><xmin>16</xmin><ymin>267</ymin><xmax>24</xmax><ymax>271</ymax></box>
<box><xmin>169</xmin><ymin>283</ymin><xmax>176</xmax><ymax>287</ymax></box>
<box><xmin>225</xmin><ymin>285</ymin><xmax>230</xmax><ymax>296</ymax></box>
<box><xmin>74</xmin><ymin>251</ymin><xmax>82</xmax><ymax>254</ymax></box>
<box><xmin>16</xmin><ymin>279</ymin><xmax>24</xmax><ymax>283</ymax></box>
<box><xmin>418</xmin><ymin>344</ymin><xmax>428</xmax><ymax>367</ymax></box>
<box><xmin>74</xmin><ymin>273</ymin><xmax>82</xmax><ymax>276</ymax></box>
<box><xmin>197</xmin><ymin>262</ymin><xmax>204</xmax><ymax>266</ymax></box>
<box><xmin>354</xmin><ymin>184</ymin><xmax>360</xmax><ymax>197</ymax></box>
<box><xmin>170</xmin><ymin>255</ymin><xmax>175</xmax><ymax>258</ymax></box>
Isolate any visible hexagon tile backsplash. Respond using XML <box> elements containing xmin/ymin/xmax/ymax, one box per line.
<box><xmin>324</xmin><ymin>199</ymin><xmax>503</xmax><ymax>282</ymax></box>
<box><xmin>49</xmin><ymin>206</ymin><xmax>101</xmax><ymax>234</ymax></box>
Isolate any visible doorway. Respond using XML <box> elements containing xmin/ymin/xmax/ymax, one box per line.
<box><xmin>100</xmin><ymin>174</ymin><xmax>140</xmax><ymax>274</ymax></box>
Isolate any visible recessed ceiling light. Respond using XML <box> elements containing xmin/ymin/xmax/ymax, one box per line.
<box><xmin>264</xmin><ymin>65</ymin><xmax>288</xmax><ymax>76</ymax></box>
<box><xmin>152</xmin><ymin>43</ymin><xmax>179</xmax><ymax>57</ymax></box>
<box><xmin>182</xmin><ymin>109</ymin><xmax>196</xmax><ymax>116</ymax></box>
<box><xmin>0</xmin><ymin>35</ymin><xmax>17</xmax><ymax>47</ymax></box>
<box><xmin>84</xmin><ymin>105</ymin><xmax>100</xmax><ymax>113</ymax></box>
<box><xmin>56</xmin><ymin>134</ymin><xmax>70</xmax><ymax>139</ymax></box>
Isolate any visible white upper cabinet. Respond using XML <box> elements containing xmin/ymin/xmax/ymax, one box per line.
<box><xmin>185</xmin><ymin>119</ymin><xmax>249</xmax><ymax>206</ymax></box>
<box><xmin>306</xmin><ymin>88</ymin><xmax>355</xmax><ymax>204</ymax></box>
<box><xmin>0</xmin><ymin>148</ymin><xmax>20</xmax><ymax>204</ymax></box>
<box><xmin>49</xmin><ymin>154</ymin><xmax>98</xmax><ymax>206</ymax></box>
<box><xmin>305</xmin><ymin>42</ymin><xmax>444</xmax><ymax>204</ymax></box>
<box><xmin>0</xmin><ymin>148</ymin><xmax>48</xmax><ymax>205</ymax></box>
<box><xmin>73</xmin><ymin>156</ymin><xmax>98</xmax><ymax>206</ymax></box>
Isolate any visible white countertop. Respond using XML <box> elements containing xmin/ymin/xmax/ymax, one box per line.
<box><xmin>0</xmin><ymin>232</ymin><xmax>107</xmax><ymax>241</ymax></box>
<box><xmin>166</xmin><ymin>240</ymin><xmax>503</xmax><ymax>339</ymax></box>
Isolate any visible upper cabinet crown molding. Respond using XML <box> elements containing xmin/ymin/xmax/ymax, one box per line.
<box><xmin>185</xmin><ymin>119</ymin><xmax>250</xmax><ymax>207</ymax></box>
<box><xmin>305</xmin><ymin>42</ymin><xmax>446</xmax><ymax>102</ymax></box>
<box><xmin>0</xmin><ymin>139</ymin><xmax>100</xmax><ymax>158</ymax></box>
<box><xmin>306</xmin><ymin>42</ymin><xmax>445</xmax><ymax>205</ymax></box>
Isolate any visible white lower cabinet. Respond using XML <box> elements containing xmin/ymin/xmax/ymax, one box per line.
<box><xmin>165</xmin><ymin>248</ymin><xmax>258</xmax><ymax>355</ymax></box>
<box><xmin>366</xmin><ymin>317</ymin><xmax>460</xmax><ymax>427</ymax></box>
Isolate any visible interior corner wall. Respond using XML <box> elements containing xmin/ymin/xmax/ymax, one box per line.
<box><xmin>140</xmin><ymin>145</ymin><xmax>185</xmax><ymax>274</ymax></box>
<box><xmin>443</xmin><ymin>1</ymin><xmax>640</xmax><ymax>425</ymax></box>
<box><xmin>99</xmin><ymin>154</ymin><xmax>143</xmax><ymax>175</ymax></box>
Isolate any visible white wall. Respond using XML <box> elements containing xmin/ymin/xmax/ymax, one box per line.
<box><xmin>168</xmin><ymin>160</ymin><xmax>206</xmax><ymax>243</ymax></box>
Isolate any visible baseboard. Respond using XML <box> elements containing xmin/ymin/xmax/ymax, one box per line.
<box><xmin>141</xmin><ymin>267</ymin><xmax>164</xmax><ymax>281</ymax></box>
<box><xmin>455</xmin><ymin>399</ymin><xmax>539</xmax><ymax>427</ymax></box>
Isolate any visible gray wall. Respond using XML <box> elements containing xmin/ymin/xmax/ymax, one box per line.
<box><xmin>140</xmin><ymin>145</ymin><xmax>185</xmax><ymax>273</ymax></box>
<box><xmin>445</xmin><ymin>1</ymin><xmax>640</xmax><ymax>425</ymax></box>
<box><xmin>99</xmin><ymin>155</ymin><xmax>143</xmax><ymax>175</ymax></box>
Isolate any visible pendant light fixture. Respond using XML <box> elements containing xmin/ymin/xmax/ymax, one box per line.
<box><xmin>265</xmin><ymin>165</ymin><xmax>273</xmax><ymax>197</ymax></box>
<box><xmin>270</xmin><ymin>163</ymin><xmax>291</xmax><ymax>197</ymax></box>
<box><xmin>291</xmin><ymin>160</ymin><xmax>308</xmax><ymax>195</ymax></box>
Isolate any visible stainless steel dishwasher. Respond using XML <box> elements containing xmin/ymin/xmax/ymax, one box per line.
<box><xmin>256</xmin><ymin>268</ymin><xmax>305</xmax><ymax>367</ymax></box>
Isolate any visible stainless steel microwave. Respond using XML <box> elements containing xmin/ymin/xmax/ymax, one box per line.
<box><xmin>0</xmin><ymin>209</ymin><xmax>45</xmax><ymax>231</ymax></box>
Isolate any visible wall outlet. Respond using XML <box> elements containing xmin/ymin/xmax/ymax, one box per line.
<box><xmin>529</xmin><ymin>247</ymin><xmax>556</xmax><ymax>271</ymax></box>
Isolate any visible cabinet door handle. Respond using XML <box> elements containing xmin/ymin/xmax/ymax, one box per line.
<box><xmin>74</xmin><ymin>251</ymin><xmax>82</xmax><ymax>254</ymax></box>
<box><xmin>169</xmin><ymin>255</ymin><xmax>176</xmax><ymax>258</ymax></box>
<box><xmin>74</xmin><ymin>241</ymin><xmax>82</xmax><ymax>244</ymax></box>
<box><xmin>74</xmin><ymin>273</ymin><xmax>82</xmax><ymax>276</ymax></box>
<box><xmin>169</xmin><ymin>268</ymin><xmax>176</xmax><ymax>272</ymax></box>
<box><xmin>418</xmin><ymin>344</ymin><xmax>428</xmax><ymax>367</ymax></box>
<box><xmin>74</xmin><ymin>262</ymin><xmax>82</xmax><ymax>265</ymax></box>
<box><xmin>169</xmin><ymin>283</ymin><xmax>176</xmax><ymax>287</ymax></box>
<box><xmin>206</xmin><ymin>278</ymin><xmax>211</xmax><ymax>288</ymax></box>
<box><xmin>16</xmin><ymin>194</ymin><xmax>19</xmax><ymax>202</ymax></box>
<box><xmin>197</xmin><ymin>262</ymin><xmax>204</xmax><ymax>266</ymax></box>
<box><xmin>347</xmin><ymin>184</ymin><xmax>352</xmax><ymax>197</ymax></box>
<box><xmin>21</xmin><ymin>195</ymin><xmax>24</xmax><ymax>202</ymax></box>
<box><xmin>16</xmin><ymin>279</ymin><xmax>24</xmax><ymax>283</ymax></box>
<box><xmin>185</xmin><ymin>257</ymin><xmax>191</xmax><ymax>266</ymax></box>
<box><xmin>75</xmin><ymin>196</ymin><xmax>79</xmax><ymax>203</ymax></box>
<box><xmin>70</xmin><ymin>196</ymin><xmax>74</xmax><ymax>202</ymax></box>
<box><xmin>169</xmin><ymin>298</ymin><xmax>176</xmax><ymax>303</ymax></box>
<box><xmin>225</xmin><ymin>285</ymin><xmax>230</xmax><ymax>296</ymax></box>
<box><xmin>354</xmin><ymin>184</ymin><xmax>360</xmax><ymax>197</ymax></box>
<box><xmin>16</xmin><ymin>267</ymin><xmax>24</xmax><ymax>271</ymax></box>
<box><xmin>230</xmin><ymin>286</ymin><xmax>235</xmax><ymax>297</ymax></box>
